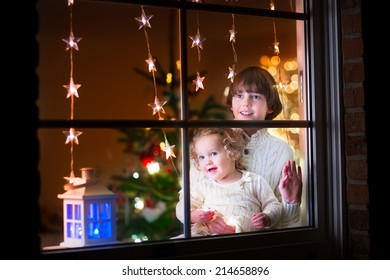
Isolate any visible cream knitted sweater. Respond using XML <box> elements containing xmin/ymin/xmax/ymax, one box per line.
<box><xmin>190</xmin><ymin>171</ymin><xmax>282</xmax><ymax>235</ymax></box>
<box><xmin>176</xmin><ymin>128</ymin><xmax>301</xmax><ymax>229</ymax></box>
<box><xmin>240</xmin><ymin>129</ymin><xmax>301</xmax><ymax>228</ymax></box>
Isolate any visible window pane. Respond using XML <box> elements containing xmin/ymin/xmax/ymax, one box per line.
<box><xmin>87</xmin><ymin>203</ymin><xmax>98</xmax><ymax>221</ymax></box>
<box><xmin>186</xmin><ymin>11</ymin><xmax>306</xmax><ymax>121</ymax></box>
<box><xmin>100</xmin><ymin>202</ymin><xmax>112</xmax><ymax>220</ymax></box>
<box><xmin>39</xmin><ymin>127</ymin><xmax>183</xmax><ymax>248</ymax></box>
<box><xmin>37</xmin><ymin>1</ymin><xmax>181</xmax><ymax>120</ymax></box>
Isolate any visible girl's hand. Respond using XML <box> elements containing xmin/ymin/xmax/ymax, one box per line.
<box><xmin>252</xmin><ymin>212</ymin><xmax>271</xmax><ymax>228</ymax></box>
<box><xmin>206</xmin><ymin>215</ymin><xmax>236</xmax><ymax>234</ymax></box>
<box><xmin>191</xmin><ymin>209</ymin><xmax>215</xmax><ymax>224</ymax></box>
<box><xmin>279</xmin><ymin>160</ymin><xmax>302</xmax><ymax>204</ymax></box>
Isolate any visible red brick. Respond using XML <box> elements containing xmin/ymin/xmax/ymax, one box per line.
<box><xmin>344</xmin><ymin>87</ymin><xmax>364</xmax><ymax>107</ymax></box>
<box><xmin>349</xmin><ymin>208</ymin><xmax>369</xmax><ymax>230</ymax></box>
<box><xmin>349</xmin><ymin>234</ymin><xmax>370</xmax><ymax>255</ymax></box>
<box><xmin>343</xmin><ymin>38</ymin><xmax>363</xmax><ymax>59</ymax></box>
<box><xmin>343</xmin><ymin>62</ymin><xmax>365</xmax><ymax>83</ymax></box>
<box><xmin>347</xmin><ymin>160</ymin><xmax>368</xmax><ymax>180</ymax></box>
<box><xmin>345</xmin><ymin>112</ymin><xmax>366</xmax><ymax>133</ymax></box>
<box><xmin>345</xmin><ymin>135</ymin><xmax>367</xmax><ymax>155</ymax></box>
<box><xmin>347</xmin><ymin>184</ymin><xmax>369</xmax><ymax>204</ymax></box>
<box><xmin>342</xmin><ymin>13</ymin><xmax>362</xmax><ymax>34</ymax></box>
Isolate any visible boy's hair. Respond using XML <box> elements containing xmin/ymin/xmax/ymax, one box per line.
<box><xmin>190</xmin><ymin>128</ymin><xmax>245</xmax><ymax>170</ymax></box>
<box><xmin>226</xmin><ymin>66</ymin><xmax>283</xmax><ymax>120</ymax></box>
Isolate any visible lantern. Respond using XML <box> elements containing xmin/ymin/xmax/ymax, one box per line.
<box><xmin>58</xmin><ymin>168</ymin><xmax>118</xmax><ymax>247</ymax></box>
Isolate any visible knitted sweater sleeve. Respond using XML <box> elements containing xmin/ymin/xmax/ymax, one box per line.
<box><xmin>253</xmin><ymin>174</ymin><xmax>282</xmax><ymax>227</ymax></box>
<box><xmin>244</xmin><ymin>130</ymin><xmax>301</xmax><ymax>228</ymax></box>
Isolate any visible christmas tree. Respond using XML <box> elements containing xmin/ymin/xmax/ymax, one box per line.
<box><xmin>109</xmin><ymin>32</ymin><xmax>227</xmax><ymax>242</ymax></box>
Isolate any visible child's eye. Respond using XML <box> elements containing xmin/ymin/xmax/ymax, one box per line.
<box><xmin>251</xmin><ymin>94</ymin><xmax>261</xmax><ymax>100</ymax></box>
<box><xmin>198</xmin><ymin>155</ymin><xmax>205</xmax><ymax>160</ymax></box>
<box><xmin>234</xmin><ymin>93</ymin><xmax>243</xmax><ymax>99</ymax></box>
<box><xmin>210</xmin><ymin>152</ymin><xmax>217</xmax><ymax>157</ymax></box>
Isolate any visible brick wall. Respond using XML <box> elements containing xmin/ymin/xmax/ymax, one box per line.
<box><xmin>340</xmin><ymin>0</ymin><xmax>370</xmax><ymax>259</ymax></box>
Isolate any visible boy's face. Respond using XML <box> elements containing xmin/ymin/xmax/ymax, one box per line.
<box><xmin>231</xmin><ymin>90</ymin><xmax>272</xmax><ymax>121</ymax></box>
<box><xmin>195</xmin><ymin>134</ymin><xmax>237</xmax><ymax>184</ymax></box>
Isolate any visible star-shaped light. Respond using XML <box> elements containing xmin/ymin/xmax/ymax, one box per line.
<box><xmin>189</xmin><ymin>31</ymin><xmax>206</xmax><ymax>49</ymax></box>
<box><xmin>145</xmin><ymin>56</ymin><xmax>157</xmax><ymax>72</ymax></box>
<box><xmin>62</xmin><ymin>32</ymin><xmax>81</xmax><ymax>51</ymax></box>
<box><xmin>63</xmin><ymin>128</ymin><xmax>83</xmax><ymax>145</ymax></box>
<box><xmin>193</xmin><ymin>72</ymin><xmax>205</xmax><ymax>92</ymax></box>
<box><xmin>64</xmin><ymin>176</ymin><xmax>84</xmax><ymax>186</ymax></box>
<box><xmin>135</xmin><ymin>10</ymin><xmax>153</xmax><ymax>29</ymax></box>
<box><xmin>161</xmin><ymin>140</ymin><xmax>176</xmax><ymax>160</ymax></box>
<box><xmin>148</xmin><ymin>96</ymin><xmax>167</xmax><ymax>117</ymax></box>
<box><xmin>63</xmin><ymin>78</ymin><xmax>81</xmax><ymax>98</ymax></box>
<box><xmin>227</xmin><ymin>67</ymin><xmax>236</xmax><ymax>82</ymax></box>
<box><xmin>229</xmin><ymin>28</ymin><xmax>237</xmax><ymax>43</ymax></box>
<box><xmin>273</xmin><ymin>41</ymin><xmax>280</xmax><ymax>55</ymax></box>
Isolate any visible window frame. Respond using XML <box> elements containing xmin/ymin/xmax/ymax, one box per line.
<box><xmin>40</xmin><ymin>0</ymin><xmax>346</xmax><ymax>259</ymax></box>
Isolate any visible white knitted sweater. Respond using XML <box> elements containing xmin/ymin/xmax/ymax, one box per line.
<box><xmin>190</xmin><ymin>171</ymin><xmax>282</xmax><ymax>235</ymax></box>
<box><xmin>176</xmin><ymin>128</ymin><xmax>301</xmax><ymax>229</ymax></box>
<box><xmin>240</xmin><ymin>129</ymin><xmax>300</xmax><ymax>228</ymax></box>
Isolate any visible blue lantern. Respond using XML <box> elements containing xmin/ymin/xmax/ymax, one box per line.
<box><xmin>58</xmin><ymin>168</ymin><xmax>118</xmax><ymax>247</ymax></box>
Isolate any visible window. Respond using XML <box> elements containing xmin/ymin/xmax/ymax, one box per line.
<box><xmin>39</xmin><ymin>0</ymin><xmax>345</xmax><ymax>259</ymax></box>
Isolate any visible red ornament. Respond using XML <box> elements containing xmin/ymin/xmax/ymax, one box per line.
<box><xmin>140</xmin><ymin>153</ymin><xmax>154</xmax><ymax>167</ymax></box>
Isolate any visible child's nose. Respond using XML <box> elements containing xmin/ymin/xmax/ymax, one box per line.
<box><xmin>242</xmin><ymin>96</ymin><xmax>251</xmax><ymax>105</ymax></box>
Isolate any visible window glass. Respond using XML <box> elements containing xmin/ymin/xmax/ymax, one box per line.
<box><xmin>37</xmin><ymin>1</ymin><xmax>180</xmax><ymax>120</ymax></box>
<box><xmin>38</xmin><ymin>0</ymin><xmax>310</xmax><ymax>251</ymax></box>
<box><xmin>39</xmin><ymin>127</ymin><xmax>183</xmax><ymax>248</ymax></box>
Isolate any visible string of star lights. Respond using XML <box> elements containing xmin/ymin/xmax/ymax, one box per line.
<box><xmin>269</xmin><ymin>0</ymin><xmax>283</xmax><ymax>91</ymax></box>
<box><xmin>227</xmin><ymin>0</ymin><xmax>238</xmax><ymax>83</ymax></box>
<box><xmin>189</xmin><ymin>4</ymin><xmax>206</xmax><ymax>92</ymax></box>
<box><xmin>262</xmin><ymin>0</ymin><xmax>301</xmax><ymax>156</ymax></box>
<box><xmin>134</xmin><ymin>6</ymin><xmax>179</xmax><ymax>175</ymax></box>
<box><xmin>62</xmin><ymin>0</ymin><xmax>84</xmax><ymax>186</ymax></box>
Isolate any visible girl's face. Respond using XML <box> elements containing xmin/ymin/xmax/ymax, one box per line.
<box><xmin>194</xmin><ymin>134</ymin><xmax>237</xmax><ymax>184</ymax></box>
<box><xmin>231</xmin><ymin>90</ymin><xmax>272</xmax><ymax>121</ymax></box>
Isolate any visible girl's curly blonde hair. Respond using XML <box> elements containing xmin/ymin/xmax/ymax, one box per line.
<box><xmin>190</xmin><ymin>127</ymin><xmax>245</xmax><ymax>170</ymax></box>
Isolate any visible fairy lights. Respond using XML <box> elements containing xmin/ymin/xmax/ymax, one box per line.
<box><xmin>134</xmin><ymin>6</ymin><xmax>176</xmax><ymax>162</ymax></box>
<box><xmin>227</xmin><ymin>0</ymin><xmax>238</xmax><ymax>83</ymax></box>
<box><xmin>189</xmin><ymin>3</ymin><xmax>206</xmax><ymax>92</ymax></box>
<box><xmin>135</xmin><ymin>6</ymin><xmax>168</xmax><ymax>120</ymax></box>
<box><xmin>62</xmin><ymin>0</ymin><xmax>83</xmax><ymax>182</ymax></box>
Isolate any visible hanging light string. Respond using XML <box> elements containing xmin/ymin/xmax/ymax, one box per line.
<box><xmin>189</xmin><ymin>7</ymin><xmax>206</xmax><ymax>92</ymax></box>
<box><xmin>269</xmin><ymin>0</ymin><xmax>290</xmax><ymax>143</ymax></box>
<box><xmin>135</xmin><ymin>6</ymin><xmax>168</xmax><ymax>121</ymax></box>
<box><xmin>227</xmin><ymin>0</ymin><xmax>238</xmax><ymax>83</ymax></box>
<box><xmin>134</xmin><ymin>6</ymin><xmax>179</xmax><ymax>177</ymax></box>
<box><xmin>269</xmin><ymin>1</ymin><xmax>283</xmax><ymax>91</ymax></box>
<box><xmin>62</xmin><ymin>0</ymin><xmax>83</xmax><ymax>183</ymax></box>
